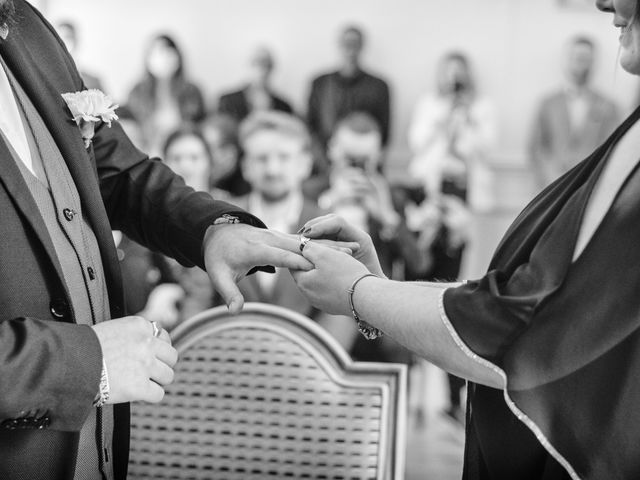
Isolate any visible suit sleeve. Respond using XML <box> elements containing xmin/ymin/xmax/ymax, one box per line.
<box><xmin>0</xmin><ymin>318</ymin><xmax>102</xmax><ymax>432</ymax></box>
<box><xmin>92</xmin><ymin>120</ymin><xmax>267</xmax><ymax>270</ymax></box>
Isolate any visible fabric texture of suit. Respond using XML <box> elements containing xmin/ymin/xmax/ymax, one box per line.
<box><xmin>217</xmin><ymin>86</ymin><xmax>294</xmax><ymax>123</ymax></box>
<box><xmin>0</xmin><ymin>2</ymin><xmax>265</xmax><ymax>479</ymax></box>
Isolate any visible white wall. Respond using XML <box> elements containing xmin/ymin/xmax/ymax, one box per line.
<box><xmin>44</xmin><ymin>0</ymin><xmax>639</xmax><ymax>171</ymax></box>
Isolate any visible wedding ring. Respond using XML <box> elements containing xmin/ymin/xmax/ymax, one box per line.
<box><xmin>299</xmin><ymin>234</ymin><xmax>311</xmax><ymax>252</ymax></box>
<box><xmin>150</xmin><ymin>320</ymin><xmax>161</xmax><ymax>338</ymax></box>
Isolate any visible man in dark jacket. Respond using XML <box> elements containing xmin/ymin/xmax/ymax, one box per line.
<box><xmin>306</xmin><ymin>25</ymin><xmax>391</xmax><ymax>178</ymax></box>
<box><xmin>0</xmin><ymin>2</ymin><xmax>310</xmax><ymax>479</ymax></box>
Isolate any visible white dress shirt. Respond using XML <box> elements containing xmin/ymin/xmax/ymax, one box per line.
<box><xmin>0</xmin><ymin>59</ymin><xmax>35</xmax><ymax>174</ymax></box>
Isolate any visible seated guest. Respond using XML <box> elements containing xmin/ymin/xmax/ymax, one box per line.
<box><xmin>235</xmin><ymin>111</ymin><xmax>357</xmax><ymax>350</ymax></box>
<box><xmin>217</xmin><ymin>46</ymin><xmax>294</xmax><ymax>123</ymax></box>
<box><xmin>127</xmin><ymin>33</ymin><xmax>206</xmax><ymax>156</ymax></box>
<box><xmin>319</xmin><ymin>112</ymin><xmax>427</xmax><ymax>362</ymax></box>
<box><xmin>201</xmin><ymin>113</ymin><xmax>251</xmax><ymax>198</ymax></box>
<box><xmin>161</xmin><ymin>127</ymin><xmax>218</xmax><ymax>325</ymax></box>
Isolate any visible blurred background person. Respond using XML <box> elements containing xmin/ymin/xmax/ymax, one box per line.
<box><xmin>109</xmin><ymin>106</ymin><xmax>184</xmax><ymax>330</ymax></box>
<box><xmin>160</xmin><ymin>126</ymin><xmax>218</xmax><ymax>325</ymax></box>
<box><xmin>126</xmin><ymin>33</ymin><xmax>206</xmax><ymax>157</ymax></box>
<box><xmin>407</xmin><ymin>50</ymin><xmax>492</xmax><ymax>423</ymax></box>
<box><xmin>217</xmin><ymin>46</ymin><xmax>294</xmax><ymax>123</ymax></box>
<box><xmin>201</xmin><ymin>113</ymin><xmax>252</xmax><ymax>198</ymax></box>
<box><xmin>306</xmin><ymin>25</ymin><xmax>391</xmax><ymax>187</ymax></box>
<box><xmin>233</xmin><ymin>111</ymin><xmax>357</xmax><ymax>350</ymax></box>
<box><xmin>318</xmin><ymin>111</ymin><xmax>425</xmax><ymax>363</ymax></box>
<box><xmin>528</xmin><ymin>34</ymin><xmax>620</xmax><ymax>189</ymax></box>
<box><xmin>55</xmin><ymin>20</ymin><xmax>105</xmax><ymax>91</ymax></box>
<box><xmin>115</xmin><ymin>105</ymin><xmax>147</xmax><ymax>151</ymax></box>
<box><xmin>407</xmin><ymin>50</ymin><xmax>497</xmax><ymax>213</ymax></box>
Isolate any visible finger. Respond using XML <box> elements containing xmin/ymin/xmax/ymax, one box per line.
<box><xmin>153</xmin><ymin>339</ymin><xmax>178</xmax><ymax>367</ymax></box>
<box><xmin>267</xmin><ymin>231</ymin><xmax>311</xmax><ymax>254</ymax></box>
<box><xmin>261</xmin><ymin>246</ymin><xmax>314</xmax><ymax>271</ymax></box>
<box><xmin>143</xmin><ymin>381</ymin><xmax>165</xmax><ymax>403</ymax></box>
<box><xmin>149</xmin><ymin>358</ymin><xmax>175</xmax><ymax>386</ymax></box>
<box><xmin>299</xmin><ymin>240</ymin><xmax>337</xmax><ymax>264</ymax></box>
<box><xmin>298</xmin><ymin>214</ymin><xmax>337</xmax><ymax>233</ymax></box>
<box><xmin>210</xmin><ymin>267</ymin><xmax>245</xmax><ymax>314</ymax></box>
<box><xmin>314</xmin><ymin>239</ymin><xmax>360</xmax><ymax>252</ymax></box>
<box><xmin>304</xmin><ymin>217</ymin><xmax>349</xmax><ymax>239</ymax></box>
<box><xmin>156</xmin><ymin>327</ymin><xmax>171</xmax><ymax>344</ymax></box>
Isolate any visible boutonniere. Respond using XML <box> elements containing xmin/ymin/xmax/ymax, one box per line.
<box><xmin>62</xmin><ymin>89</ymin><xmax>119</xmax><ymax>148</ymax></box>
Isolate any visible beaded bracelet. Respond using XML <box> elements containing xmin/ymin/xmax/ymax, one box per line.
<box><xmin>347</xmin><ymin>273</ymin><xmax>384</xmax><ymax>340</ymax></box>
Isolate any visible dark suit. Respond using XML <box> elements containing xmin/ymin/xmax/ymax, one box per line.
<box><xmin>0</xmin><ymin>2</ymin><xmax>264</xmax><ymax>479</ymax></box>
<box><xmin>217</xmin><ymin>87</ymin><xmax>294</xmax><ymax>122</ymax></box>
<box><xmin>234</xmin><ymin>195</ymin><xmax>324</xmax><ymax>318</ymax></box>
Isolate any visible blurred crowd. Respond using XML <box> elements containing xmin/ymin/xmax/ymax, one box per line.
<box><xmin>56</xmin><ymin>21</ymin><xmax>624</xmax><ymax>424</ymax></box>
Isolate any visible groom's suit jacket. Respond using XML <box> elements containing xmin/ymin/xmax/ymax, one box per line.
<box><xmin>0</xmin><ymin>2</ymin><xmax>264</xmax><ymax>479</ymax></box>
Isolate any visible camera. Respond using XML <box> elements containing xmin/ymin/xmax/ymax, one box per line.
<box><xmin>452</xmin><ymin>79</ymin><xmax>466</xmax><ymax>94</ymax></box>
<box><xmin>344</xmin><ymin>154</ymin><xmax>369</xmax><ymax>171</ymax></box>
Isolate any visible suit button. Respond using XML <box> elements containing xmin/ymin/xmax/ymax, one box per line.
<box><xmin>50</xmin><ymin>299</ymin><xmax>70</xmax><ymax>319</ymax></box>
<box><xmin>63</xmin><ymin>208</ymin><xmax>76</xmax><ymax>221</ymax></box>
<box><xmin>1</xmin><ymin>419</ymin><xmax>19</xmax><ymax>430</ymax></box>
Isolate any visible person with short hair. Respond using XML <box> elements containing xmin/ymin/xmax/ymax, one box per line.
<box><xmin>233</xmin><ymin>111</ymin><xmax>357</xmax><ymax>350</ymax></box>
<box><xmin>528</xmin><ymin>34</ymin><xmax>621</xmax><ymax>189</ymax></box>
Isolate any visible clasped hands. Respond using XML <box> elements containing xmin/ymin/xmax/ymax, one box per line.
<box><xmin>203</xmin><ymin>216</ymin><xmax>385</xmax><ymax>319</ymax></box>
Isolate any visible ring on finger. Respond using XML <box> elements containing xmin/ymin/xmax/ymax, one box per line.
<box><xmin>299</xmin><ymin>234</ymin><xmax>311</xmax><ymax>252</ymax></box>
<box><xmin>149</xmin><ymin>320</ymin><xmax>161</xmax><ymax>338</ymax></box>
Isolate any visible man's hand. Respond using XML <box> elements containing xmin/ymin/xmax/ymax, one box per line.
<box><xmin>203</xmin><ymin>224</ymin><xmax>315</xmax><ymax>314</ymax></box>
<box><xmin>92</xmin><ymin>316</ymin><xmax>178</xmax><ymax>404</ymax></box>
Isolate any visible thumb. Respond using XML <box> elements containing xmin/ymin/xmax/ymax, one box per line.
<box><xmin>300</xmin><ymin>240</ymin><xmax>328</xmax><ymax>265</ymax></box>
<box><xmin>211</xmin><ymin>267</ymin><xmax>245</xmax><ymax>314</ymax></box>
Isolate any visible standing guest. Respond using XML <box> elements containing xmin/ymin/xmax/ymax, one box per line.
<box><xmin>528</xmin><ymin>35</ymin><xmax>620</xmax><ymax>189</ymax></box>
<box><xmin>126</xmin><ymin>33</ymin><xmax>206</xmax><ymax>157</ymax></box>
<box><xmin>292</xmin><ymin>1</ymin><xmax>640</xmax><ymax>478</ymax></box>
<box><xmin>0</xmin><ymin>2</ymin><xmax>314</xmax><ymax>479</ymax></box>
<box><xmin>217</xmin><ymin>46</ymin><xmax>294</xmax><ymax>123</ymax></box>
<box><xmin>408</xmin><ymin>50</ymin><xmax>497</xmax><ymax>212</ymax></box>
<box><xmin>407</xmin><ymin>50</ymin><xmax>492</xmax><ymax>419</ymax></box>
<box><xmin>307</xmin><ymin>25</ymin><xmax>391</xmax><ymax>176</ymax></box>
<box><xmin>233</xmin><ymin>111</ymin><xmax>357</xmax><ymax>350</ymax></box>
<box><xmin>55</xmin><ymin>20</ymin><xmax>104</xmax><ymax>91</ymax></box>
<box><xmin>201</xmin><ymin>113</ymin><xmax>251</xmax><ymax>198</ymax></box>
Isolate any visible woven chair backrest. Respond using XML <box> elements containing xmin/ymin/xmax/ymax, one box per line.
<box><xmin>129</xmin><ymin>303</ymin><xmax>406</xmax><ymax>479</ymax></box>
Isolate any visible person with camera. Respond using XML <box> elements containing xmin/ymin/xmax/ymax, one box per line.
<box><xmin>408</xmin><ymin>50</ymin><xmax>497</xmax><ymax>213</ymax></box>
<box><xmin>317</xmin><ymin>111</ymin><xmax>428</xmax><ymax>364</ymax></box>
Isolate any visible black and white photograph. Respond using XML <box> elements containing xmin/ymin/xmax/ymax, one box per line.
<box><xmin>0</xmin><ymin>0</ymin><xmax>639</xmax><ymax>479</ymax></box>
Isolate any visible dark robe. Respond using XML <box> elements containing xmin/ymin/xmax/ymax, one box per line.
<box><xmin>443</xmin><ymin>104</ymin><xmax>640</xmax><ymax>480</ymax></box>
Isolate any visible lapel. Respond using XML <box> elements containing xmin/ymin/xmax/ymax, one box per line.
<box><xmin>0</xmin><ymin>133</ymin><xmax>66</xmax><ymax>283</ymax></box>
<box><xmin>0</xmin><ymin>22</ymin><xmax>123</xmax><ymax>313</ymax></box>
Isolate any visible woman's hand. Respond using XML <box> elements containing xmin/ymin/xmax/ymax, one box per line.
<box><xmin>299</xmin><ymin>214</ymin><xmax>385</xmax><ymax>278</ymax></box>
<box><xmin>291</xmin><ymin>241</ymin><xmax>371</xmax><ymax>316</ymax></box>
